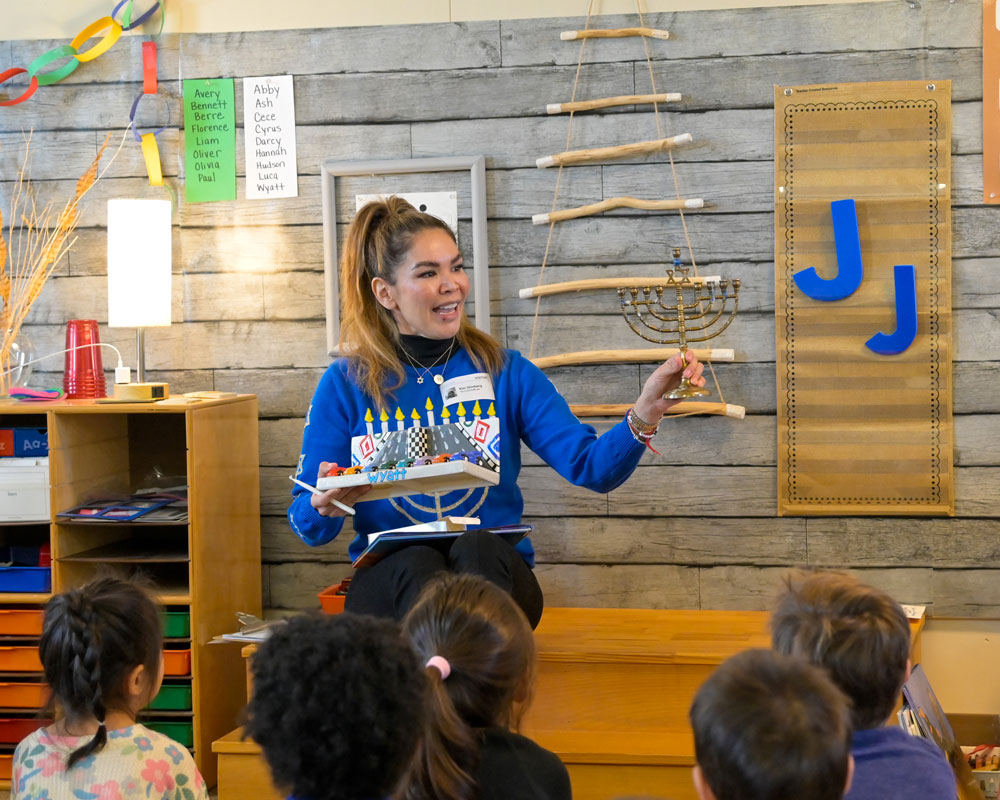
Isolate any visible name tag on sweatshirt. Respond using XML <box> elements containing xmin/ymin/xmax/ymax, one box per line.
<box><xmin>441</xmin><ymin>373</ymin><xmax>495</xmax><ymax>406</ymax></box>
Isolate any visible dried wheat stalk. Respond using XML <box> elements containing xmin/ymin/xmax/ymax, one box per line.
<box><xmin>0</xmin><ymin>132</ymin><xmax>112</xmax><ymax>392</ymax></box>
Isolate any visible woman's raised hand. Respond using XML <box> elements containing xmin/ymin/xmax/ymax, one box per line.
<box><xmin>632</xmin><ymin>350</ymin><xmax>706</xmax><ymax>424</ymax></box>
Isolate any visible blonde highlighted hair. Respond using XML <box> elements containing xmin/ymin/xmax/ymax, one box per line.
<box><xmin>338</xmin><ymin>196</ymin><xmax>505</xmax><ymax>410</ymax></box>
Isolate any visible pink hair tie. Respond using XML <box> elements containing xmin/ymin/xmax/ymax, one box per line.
<box><xmin>426</xmin><ymin>655</ymin><xmax>451</xmax><ymax>680</ymax></box>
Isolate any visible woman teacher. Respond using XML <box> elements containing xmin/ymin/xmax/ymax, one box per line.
<box><xmin>289</xmin><ymin>197</ymin><xmax>704</xmax><ymax>628</ymax></box>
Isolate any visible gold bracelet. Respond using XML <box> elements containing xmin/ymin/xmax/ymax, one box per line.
<box><xmin>627</xmin><ymin>407</ymin><xmax>658</xmax><ymax>435</ymax></box>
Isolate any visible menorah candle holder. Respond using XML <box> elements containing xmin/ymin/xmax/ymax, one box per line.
<box><xmin>618</xmin><ymin>266</ymin><xmax>740</xmax><ymax>400</ymax></box>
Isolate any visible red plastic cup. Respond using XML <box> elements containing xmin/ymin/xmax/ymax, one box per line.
<box><xmin>63</xmin><ymin>319</ymin><xmax>107</xmax><ymax>399</ymax></box>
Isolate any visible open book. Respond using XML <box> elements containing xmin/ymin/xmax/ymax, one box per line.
<box><xmin>366</xmin><ymin>516</ymin><xmax>480</xmax><ymax>544</ymax></box>
<box><xmin>353</xmin><ymin>522</ymin><xmax>532</xmax><ymax>569</ymax></box>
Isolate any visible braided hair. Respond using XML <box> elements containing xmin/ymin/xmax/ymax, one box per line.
<box><xmin>40</xmin><ymin>577</ymin><xmax>163</xmax><ymax>767</ymax></box>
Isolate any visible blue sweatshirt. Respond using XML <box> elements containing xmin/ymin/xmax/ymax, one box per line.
<box><xmin>845</xmin><ymin>726</ymin><xmax>956</xmax><ymax>800</ymax></box>
<box><xmin>289</xmin><ymin>348</ymin><xmax>646</xmax><ymax>565</ymax></box>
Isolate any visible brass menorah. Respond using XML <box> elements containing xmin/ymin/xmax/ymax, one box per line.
<box><xmin>618</xmin><ymin>253</ymin><xmax>740</xmax><ymax>399</ymax></box>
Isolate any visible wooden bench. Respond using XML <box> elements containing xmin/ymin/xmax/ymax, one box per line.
<box><xmin>214</xmin><ymin>608</ymin><xmax>924</xmax><ymax>800</ymax></box>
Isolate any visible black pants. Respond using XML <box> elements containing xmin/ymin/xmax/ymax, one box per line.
<box><xmin>344</xmin><ymin>530</ymin><xmax>544</xmax><ymax>629</ymax></box>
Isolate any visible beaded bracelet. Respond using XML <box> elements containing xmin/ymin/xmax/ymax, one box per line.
<box><xmin>626</xmin><ymin>408</ymin><xmax>661</xmax><ymax>454</ymax></box>
<box><xmin>627</xmin><ymin>407</ymin><xmax>658</xmax><ymax>436</ymax></box>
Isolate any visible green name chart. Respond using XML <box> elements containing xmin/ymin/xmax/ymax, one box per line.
<box><xmin>183</xmin><ymin>78</ymin><xmax>237</xmax><ymax>203</ymax></box>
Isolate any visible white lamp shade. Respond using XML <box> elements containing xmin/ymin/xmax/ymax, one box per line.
<box><xmin>107</xmin><ymin>199</ymin><xmax>172</xmax><ymax>328</ymax></box>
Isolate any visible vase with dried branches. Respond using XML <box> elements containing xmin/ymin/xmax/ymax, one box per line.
<box><xmin>0</xmin><ymin>132</ymin><xmax>111</xmax><ymax>395</ymax></box>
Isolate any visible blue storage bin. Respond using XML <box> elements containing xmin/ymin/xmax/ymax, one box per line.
<box><xmin>13</xmin><ymin>430</ymin><xmax>47</xmax><ymax>458</ymax></box>
<box><xmin>0</xmin><ymin>567</ymin><xmax>51</xmax><ymax>592</ymax></box>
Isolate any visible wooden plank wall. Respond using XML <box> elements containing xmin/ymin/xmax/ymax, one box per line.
<box><xmin>2</xmin><ymin>1</ymin><xmax>997</xmax><ymax>616</ymax></box>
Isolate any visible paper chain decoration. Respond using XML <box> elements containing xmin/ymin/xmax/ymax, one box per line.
<box><xmin>0</xmin><ymin>1</ymin><xmax>167</xmax><ymax>191</ymax></box>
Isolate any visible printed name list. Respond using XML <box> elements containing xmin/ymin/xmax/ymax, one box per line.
<box><xmin>243</xmin><ymin>75</ymin><xmax>298</xmax><ymax>199</ymax></box>
<box><xmin>183</xmin><ymin>78</ymin><xmax>237</xmax><ymax>203</ymax></box>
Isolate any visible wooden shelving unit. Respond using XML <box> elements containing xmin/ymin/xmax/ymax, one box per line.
<box><xmin>0</xmin><ymin>395</ymin><xmax>262</xmax><ymax>786</ymax></box>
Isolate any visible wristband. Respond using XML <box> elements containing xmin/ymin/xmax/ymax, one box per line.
<box><xmin>627</xmin><ymin>407</ymin><xmax>658</xmax><ymax>435</ymax></box>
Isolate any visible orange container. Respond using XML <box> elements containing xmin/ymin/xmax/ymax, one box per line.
<box><xmin>318</xmin><ymin>579</ymin><xmax>350</xmax><ymax>614</ymax></box>
<box><xmin>0</xmin><ymin>609</ymin><xmax>44</xmax><ymax>636</ymax></box>
<box><xmin>0</xmin><ymin>753</ymin><xmax>10</xmax><ymax>780</ymax></box>
<box><xmin>162</xmin><ymin>649</ymin><xmax>191</xmax><ymax>676</ymax></box>
<box><xmin>0</xmin><ymin>647</ymin><xmax>42</xmax><ymax>672</ymax></box>
<box><xmin>0</xmin><ymin>682</ymin><xmax>48</xmax><ymax>708</ymax></box>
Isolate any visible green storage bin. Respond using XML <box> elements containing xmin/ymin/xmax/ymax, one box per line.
<box><xmin>146</xmin><ymin>721</ymin><xmax>193</xmax><ymax>748</ymax></box>
<box><xmin>147</xmin><ymin>684</ymin><xmax>191</xmax><ymax>711</ymax></box>
<box><xmin>162</xmin><ymin>612</ymin><xmax>190</xmax><ymax>638</ymax></box>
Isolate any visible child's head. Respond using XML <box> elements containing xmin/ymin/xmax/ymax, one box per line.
<box><xmin>245</xmin><ymin>613</ymin><xmax>426</xmax><ymax>800</ymax></box>
<box><xmin>40</xmin><ymin>577</ymin><xmax>163</xmax><ymax>766</ymax></box>
<box><xmin>402</xmin><ymin>573</ymin><xmax>536</xmax><ymax>800</ymax></box>
<box><xmin>770</xmin><ymin>569</ymin><xmax>911</xmax><ymax>730</ymax></box>
<box><xmin>690</xmin><ymin>648</ymin><xmax>853</xmax><ymax>800</ymax></box>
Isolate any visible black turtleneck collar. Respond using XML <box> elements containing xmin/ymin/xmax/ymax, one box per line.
<box><xmin>396</xmin><ymin>334</ymin><xmax>458</xmax><ymax>367</ymax></box>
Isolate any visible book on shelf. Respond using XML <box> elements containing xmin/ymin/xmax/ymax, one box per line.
<box><xmin>57</xmin><ymin>491</ymin><xmax>188</xmax><ymax>523</ymax></box>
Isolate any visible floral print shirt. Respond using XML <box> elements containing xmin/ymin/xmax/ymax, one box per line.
<box><xmin>11</xmin><ymin>723</ymin><xmax>208</xmax><ymax>800</ymax></box>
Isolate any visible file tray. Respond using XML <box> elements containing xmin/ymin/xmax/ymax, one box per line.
<box><xmin>316</xmin><ymin>460</ymin><xmax>499</xmax><ymax>503</ymax></box>
<box><xmin>0</xmin><ymin>567</ymin><xmax>50</xmax><ymax>593</ymax></box>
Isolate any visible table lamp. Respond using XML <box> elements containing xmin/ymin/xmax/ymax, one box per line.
<box><xmin>107</xmin><ymin>198</ymin><xmax>172</xmax><ymax>396</ymax></box>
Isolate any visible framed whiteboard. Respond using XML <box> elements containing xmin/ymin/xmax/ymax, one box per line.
<box><xmin>320</xmin><ymin>156</ymin><xmax>489</xmax><ymax>356</ymax></box>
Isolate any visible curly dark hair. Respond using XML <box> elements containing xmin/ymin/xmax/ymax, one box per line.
<box><xmin>245</xmin><ymin>613</ymin><xmax>427</xmax><ymax>800</ymax></box>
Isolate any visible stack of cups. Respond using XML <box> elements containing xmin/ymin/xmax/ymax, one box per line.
<box><xmin>63</xmin><ymin>319</ymin><xmax>107</xmax><ymax>399</ymax></box>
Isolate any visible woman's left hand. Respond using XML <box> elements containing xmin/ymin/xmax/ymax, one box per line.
<box><xmin>632</xmin><ymin>351</ymin><xmax>706</xmax><ymax>424</ymax></box>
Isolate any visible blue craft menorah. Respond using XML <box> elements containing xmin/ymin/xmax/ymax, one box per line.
<box><xmin>792</xmin><ymin>199</ymin><xmax>917</xmax><ymax>355</ymax></box>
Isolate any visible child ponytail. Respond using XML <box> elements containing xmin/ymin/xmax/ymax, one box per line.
<box><xmin>414</xmin><ymin>660</ymin><xmax>480</xmax><ymax>800</ymax></box>
<box><xmin>39</xmin><ymin>577</ymin><xmax>163</xmax><ymax>767</ymax></box>
<box><xmin>403</xmin><ymin>574</ymin><xmax>536</xmax><ymax>800</ymax></box>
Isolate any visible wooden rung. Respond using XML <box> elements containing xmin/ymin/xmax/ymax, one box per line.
<box><xmin>569</xmin><ymin>402</ymin><xmax>746</xmax><ymax>419</ymax></box>
<box><xmin>533</xmin><ymin>197</ymin><xmax>704</xmax><ymax>225</ymax></box>
<box><xmin>536</xmin><ymin>134</ymin><xmax>692</xmax><ymax>169</ymax></box>
<box><xmin>561</xmin><ymin>27</ymin><xmax>670</xmax><ymax>41</ymax></box>
<box><xmin>547</xmin><ymin>93</ymin><xmax>681</xmax><ymax>114</ymax></box>
<box><xmin>531</xmin><ymin>348</ymin><xmax>735</xmax><ymax>370</ymax></box>
<box><xmin>519</xmin><ymin>275</ymin><xmax>722</xmax><ymax>299</ymax></box>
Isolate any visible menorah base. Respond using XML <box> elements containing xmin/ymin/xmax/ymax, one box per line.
<box><xmin>665</xmin><ymin>382</ymin><xmax>712</xmax><ymax>400</ymax></box>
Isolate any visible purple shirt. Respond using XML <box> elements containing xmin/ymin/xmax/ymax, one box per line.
<box><xmin>846</xmin><ymin>726</ymin><xmax>956</xmax><ymax>800</ymax></box>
